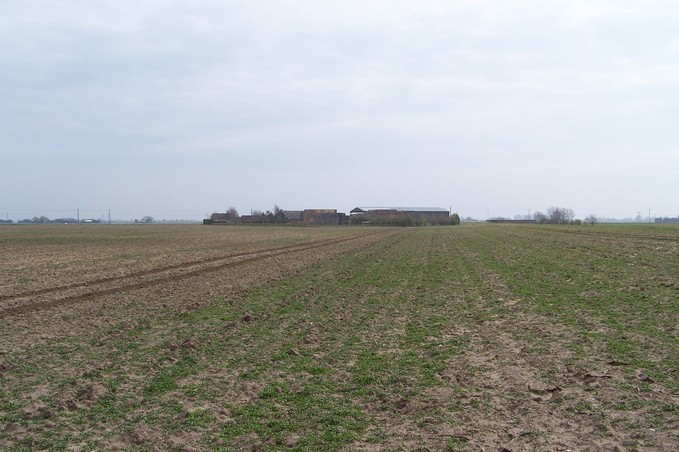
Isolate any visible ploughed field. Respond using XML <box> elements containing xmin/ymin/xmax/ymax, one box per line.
<box><xmin>0</xmin><ymin>224</ymin><xmax>677</xmax><ymax>450</ymax></box>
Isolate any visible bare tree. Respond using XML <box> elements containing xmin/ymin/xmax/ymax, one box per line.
<box><xmin>225</xmin><ymin>207</ymin><xmax>239</xmax><ymax>222</ymax></box>
<box><xmin>272</xmin><ymin>205</ymin><xmax>285</xmax><ymax>223</ymax></box>
<box><xmin>533</xmin><ymin>211</ymin><xmax>548</xmax><ymax>223</ymax></box>
<box><xmin>584</xmin><ymin>214</ymin><xmax>598</xmax><ymax>226</ymax></box>
<box><xmin>547</xmin><ymin>206</ymin><xmax>575</xmax><ymax>224</ymax></box>
<box><xmin>563</xmin><ymin>208</ymin><xmax>575</xmax><ymax>223</ymax></box>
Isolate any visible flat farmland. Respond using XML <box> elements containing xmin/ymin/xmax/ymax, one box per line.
<box><xmin>0</xmin><ymin>224</ymin><xmax>677</xmax><ymax>451</ymax></box>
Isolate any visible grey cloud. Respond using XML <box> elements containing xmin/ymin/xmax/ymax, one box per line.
<box><xmin>1</xmin><ymin>1</ymin><xmax>677</xmax><ymax>220</ymax></box>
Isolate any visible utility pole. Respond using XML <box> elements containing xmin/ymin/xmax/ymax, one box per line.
<box><xmin>77</xmin><ymin>208</ymin><xmax>80</xmax><ymax>224</ymax></box>
<box><xmin>649</xmin><ymin>208</ymin><xmax>651</xmax><ymax>224</ymax></box>
<box><xmin>108</xmin><ymin>209</ymin><xmax>111</xmax><ymax>225</ymax></box>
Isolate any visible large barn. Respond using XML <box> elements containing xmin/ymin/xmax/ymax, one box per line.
<box><xmin>350</xmin><ymin>207</ymin><xmax>449</xmax><ymax>220</ymax></box>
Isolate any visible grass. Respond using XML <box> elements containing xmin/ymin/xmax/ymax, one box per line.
<box><xmin>144</xmin><ymin>356</ymin><xmax>200</xmax><ymax>397</ymax></box>
<box><xmin>1</xmin><ymin>224</ymin><xmax>677</xmax><ymax>450</ymax></box>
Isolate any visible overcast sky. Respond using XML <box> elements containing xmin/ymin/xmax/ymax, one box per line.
<box><xmin>2</xmin><ymin>0</ymin><xmax>678</xmax><ymax>221</ymax></box>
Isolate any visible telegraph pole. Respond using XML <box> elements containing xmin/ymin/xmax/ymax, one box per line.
<box><xmin>77</xmin><ymin>208</ymin><xmax>80</xmax><ymax>224</ymax></box>
<box><xmin>108</xmin><ymin>209</ymin><xmax>111</xmax><ymax>225</ymax></box>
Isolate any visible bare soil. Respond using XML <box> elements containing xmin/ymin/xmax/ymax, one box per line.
<box><xmin>0</xmin><ymin>226</ymin><xmax>393</xmax><ymax>353</ymax></box>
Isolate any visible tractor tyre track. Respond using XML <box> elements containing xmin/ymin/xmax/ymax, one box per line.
<box><xmin>0</xmin><ymin>236</ymin><xmax>365</xmax><ymax>302</ymax></box>
<box><xmin>0</xmin><ymin>230</ymin><xmax>392</xmax><ymax>318</ymax></box>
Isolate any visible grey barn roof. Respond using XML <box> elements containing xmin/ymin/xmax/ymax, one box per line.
<box><xmin>351</xmin><ymin>207</ymin><xmax>448</xmax><ymax>214</ymax></box>
<box><xmin>282</xmin><ymin>210</ymin><xmax>303</xmax><ymax>221</ymax></box>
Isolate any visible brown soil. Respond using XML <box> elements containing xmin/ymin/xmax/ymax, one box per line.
<box><xmin>0</xmin><ymin>227</ymin><xmax>396</xmax><ymax>354</ymax></box>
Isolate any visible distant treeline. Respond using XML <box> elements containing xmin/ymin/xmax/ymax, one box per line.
<box><xmin>0</xmin><ymin>215</ymin><xmax>162</xmax><ymax>224</ymax></box>
<box><xmin>4</xmin><ymin>217</ymin><xmax>102</xmax><ymax>224</ymax></box>
<box><xmin>655</xmin><ymin>217</ymin><xmax>679</xmax><ymax>224</ymax></box>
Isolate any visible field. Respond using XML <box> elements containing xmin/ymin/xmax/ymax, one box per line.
<box><xmin>0</xmin><ymin>224</ymin><xmax>677</xmax><ymax>451</ymax></box>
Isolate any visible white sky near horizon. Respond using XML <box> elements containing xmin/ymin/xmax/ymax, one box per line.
<box><xmin>1</xmin><ymin>0</ymin><xmax>678</xmax><ymax>221</ymax></box>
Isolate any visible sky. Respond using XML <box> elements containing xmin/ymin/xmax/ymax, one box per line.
<box><xmin>2</xmin><ymin>0</ymin><xmax>678</xmax><ymax>221</ymax></box>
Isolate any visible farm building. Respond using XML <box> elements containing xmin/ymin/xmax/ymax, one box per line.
<box><xmin>301</xmin><ymin>209</ymin><xmax>347</xmax><ymax>225</ymax></box>
<box><xmin>205</xmin><ymin>209</ymin><xmax>347</xmax><ymax>225</ymax></box>
<box><xmin>350</xmin><ymin>207</ymin><xmax>451</xmax><ymax>226</ymax></box>
<box><xmin>350</xmin><ymin>207</ymin><xmax>449</xmax><ymax>220</ymax></box>
<box><xmin>282</xmin><ymin>210</ymin><xmax>303</xmax><ymax>224</ymax></box>
<box><xmin>203</xmin><ymin>212</ymin><xmax>236</xmax><ymax>224</ymax></box>
<box><xmin>210</xmin><ymin>213</ymin><xmax>229</xmax><ymax>223</ymax></box>
<box><xmin>239</xmin><ymin>210</ymin><xmax>335</xmax><ymax>225</ymax></box>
